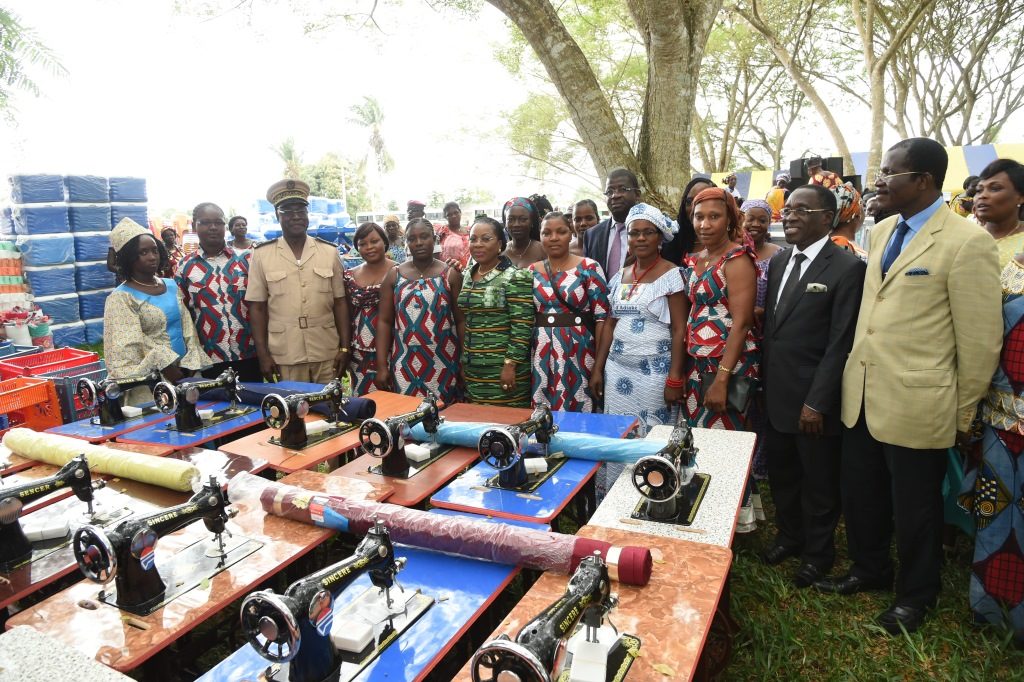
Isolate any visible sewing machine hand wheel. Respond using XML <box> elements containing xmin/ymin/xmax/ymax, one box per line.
<box><xmin>241</xmin><ymin>592</ymin><xmax>302</xmax><ymax>663</ymax></box>
<box><xmin>470</xmin><ymin>639</ymin><xmax>551</xmax><ymax>682</ymax></box>
<box><xmin>359</xmin><ymin>418</ymin><xmax>396</xmax><ymax>458</ymax></box>
<box><xmin>478</xmin><ymin>428</ymin><xmax>522</xmax><ymax>471</ymax></box>
<box><xmin>76</xmin><ymin>378</ymin><xmax>102</xmax><ymax>409</ymax></box>
<box><xmin>153</xmin><ymin>381</ymin><xmax>178</xmax><ymax>414</ymax></box>
<box><xmin>262</xmin><ymin>393</ymin><xmax>305</xmax><ymax>430</ymax></box>
<box><xmin>73</xmin><ymin>525</ymin><xmax>117</xmax><ymax>584</ymax></box>
<box><xmin>632</xmin><ymin>455</ymin><xmax>681</xmax><ymax>501</ymax></box>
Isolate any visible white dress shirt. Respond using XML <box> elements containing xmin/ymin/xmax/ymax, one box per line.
<box><xmin>775</xmin><ymin>233</ymin><xmax>830</xmax><ymax>306</ymax></box>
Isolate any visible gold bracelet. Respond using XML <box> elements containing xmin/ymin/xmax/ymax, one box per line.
<box><xmin>503</xmin><ymin>358</ymin><xmax>516</xmax><ymax>366</ymax></box>
<box><xmin>718</xmin><ymin>365</ymin><xmax>734</xmax><ymax>374</ymax></box>
<box><xmin>339</xmin><ymin>346</ymin><xmax>350</xmax><ymax>353</ymax></box>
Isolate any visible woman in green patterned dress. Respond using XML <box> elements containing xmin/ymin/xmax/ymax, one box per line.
<box><xmin>455</xmin><ymin>216</ymin><xmax>534</xmax><ymax>406</ymax></box>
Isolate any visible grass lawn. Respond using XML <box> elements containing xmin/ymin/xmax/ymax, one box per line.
<box><xmin>724</xmin><ymin>486</ymin><xmax>1023</xmax><ymax>680</ymax></box>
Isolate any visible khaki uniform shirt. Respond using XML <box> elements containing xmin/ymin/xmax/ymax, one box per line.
<box><xmin>245</xmin><ymin>236</ymin><xmax>346</xmax><ymax>365</ymax></box>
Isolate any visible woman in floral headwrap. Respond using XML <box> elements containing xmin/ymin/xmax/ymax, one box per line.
<box><xmin>830</xmin><ymin>183</ymin><xmax>868</xmax><ymax>261</ymax></box>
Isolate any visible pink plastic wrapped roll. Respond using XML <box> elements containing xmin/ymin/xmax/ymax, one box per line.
<box><xmin>229</xmin><ymin>472</ymin><xmax>652</xmax><ymax>586</ymax></box>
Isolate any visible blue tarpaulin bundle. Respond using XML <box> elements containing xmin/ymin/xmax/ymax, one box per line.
<box><xmin>65</xmin><ymin>175</ymin><xmax>109</xmax><ymax>203</ymax></box>
<box><xmin>23</xmin><ymin>264</ymin><xmax>76</xmax><ymax>297</ymax></box>
<box><xmin>8</xmin><ymin>175</ymin><xmax>65</xmax><ymax>203</ymax></box>
<box><xmin>16</xmin><ymin>234</ymin><xmax>74</xmax><ymax>266</ymax></box>
<box><xmin>75</xmin><ymin>263</ymin><xmax>116</xmax><ymax>291</ymax></box>
<box><xmin>84</xmin><ymin>318</ymin><xmax>104</xmax><ymax>345</ymax></box>
<box><xmin>11</xmin><ymin>205</ymin><xmax>70</xmax><ymax>235</ymax></box>
<box><xmin>33</xmin><ymin>293</ymin><xmax>81</xmax><ymax>324</ymax></box>
<box><xmin>69</xmin><ymin>205</ymin><xmax>112</xmax><ymax>232</ymax></box>
<box><xmin>110</xmin><ymin>203</ymin><xmax>148</xmax><ymax>229</ymax></box>
<box><xmin>108</xmin><ymin>177</ymin><xmax>147</xmax><ymax>202</ymax></box>
<box><xmin>51</xmin><ymin>322</ymin><xmax>86</xmax><ymax>347</ymax></box>
<box><xmin>78</xmin><ymin>288</ymin><xmax>114</xmax><ymax>319</ymax></box>
<box><xmin>73</xmin><ymin>232</ymin><xmax>111</xmax><ymax>261</ymax></box>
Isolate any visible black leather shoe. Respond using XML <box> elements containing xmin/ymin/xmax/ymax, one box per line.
<box><xmin>813</xmin><ymin>572</ymin><xmax>893</xmax><ymax>595</ymax></box>
<box><xmin>793</xmin><ymin>563</ymin><xmax>826</xmax><ymax>589</ymax></box>
<box><xmin>759</xmin><ymin>544</ymin><xmax>800</xmax><ymax>566</ymax></box>
<box><xmin>876</xmin><ymin>605</ymin><xmax>927</xmax><ymax>634</ymax></box>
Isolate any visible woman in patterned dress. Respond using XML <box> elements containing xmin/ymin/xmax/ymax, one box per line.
<box><xmin>376</xmin><ymin>218</ymin><xmax>461</xmax><ymax>405</ymax></box>
<box><xmin>685</xmin><ymin>187</ymin><xmax>760</xmax><ymax>531</ymax></box>
<box><xmin>438</xmin><ymin>202</ymin><xmax>471</xmax><ymax>268</ymax></box>
<box><xmin>959</xmin><ymin>159</ymin><xmax>1024</xmax><ymax>643</ymax></box>
<box><xmin>455</xmin><ymin>216</ymin><xmax>534</xmax><ymax>407</ymax></box>
<box><xmin>529</xmin><ymin>211</ymin><xmax>610</xmax><ymax>412</ymax></box>
<box><xmin>344</xmin><ymin>222</ymin><xmax>394</xmax><ymax>395</ymax></box>
<box><xmin>593</xmin><ymin>204</ymin><xmax>688</xmax><ymax>435</ymax></box>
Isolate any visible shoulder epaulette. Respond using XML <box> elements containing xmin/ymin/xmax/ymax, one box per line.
<box><xmin>314</xmin><ymin>237</ymin><xmax>336</xmax><ymax>246</ymax></box>
<box><xmin>253</xmin><ymin>238</ymin><xmax>277</xmax><ymax>248</ymax></box>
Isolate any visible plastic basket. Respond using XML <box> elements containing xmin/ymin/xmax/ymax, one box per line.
<box><xmin>0</xmin><ymin>343</ymin><xmax>39</xmax><ymax>358</ymax></box>
<box><xmin>35</xmin><ymin>359</ymin><xmax>106</xmax><ymax>423</ymax></box>
<box><xmin>0</xmin><ymin>376</ymin><xmax>63</xmax><ymax>433</ymax></box>
<box><xmin>0</xmin><ymin>347</ymin><xmax>99</xmax><ymax>379</ymax></box>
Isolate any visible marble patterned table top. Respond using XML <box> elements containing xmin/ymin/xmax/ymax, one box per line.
<box><xmin>588</xmin><ymin>425</ymin><xmax>756</xmax><ymax>548</ymax></box>
<box><xmin>0</xmin><ymin>626</ymin><xmax>132</xmax><ymax>681</ymax></box>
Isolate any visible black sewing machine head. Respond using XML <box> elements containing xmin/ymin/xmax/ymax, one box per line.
<box><xmin>477</xmin><ymin>403</ymin><xmax>557</xmax><ymax>489</ymax></box>
<box><xmin>631</xmin><ymin>425</ymin><xmax>708</xmax><ymax>524</ymax></box>
<box><xmin>241</xmin><ymin>519</ymin><xmax>405</xmax><ymax>682</ymax></box>
<box><xmin>0</xmin><ymin>455</ymin><xmax>102</xmax><ymax>571</ymax></box>
<box><xmin>471</xmin><ymin>552</ymin><xmax>618</xmax><ymax>682</ymax></box>
<box><xmin>72</xmin><ymin>475</ymin><xmax>235</xmax><ymax>614</ymax></box>
<box><xmin>77</xmin><ymin>370</ymin><xmax>162</xmax><ymax>426</ymax></box>
<box><xmin>359</xmin><ymin>393</ymin><xmax>443</xmax><ymax>477</ymax></box>
<box><xmin>153</xmin><ymin>369</ymin><xmax>241</xmax><ymax>432</ymax></box>
<box><xmin>261</xmin><ymin>379</ymin><xmax>347</xmax><ymax>450</ymax></box>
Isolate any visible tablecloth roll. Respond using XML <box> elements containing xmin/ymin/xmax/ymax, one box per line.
<box><xmin>1</xmin><ymin>428</ymin><xmax>199</xmax><ymax>491</ymax></box>
<box><xmin>409</xmin><ymin>421</ymin><xmax>668</xmax><ymax>463</ymax></box>
<box><xmin>229</xmin><ymin>472</ymin><xmax>652</xmax><ymax>585</ymax></box>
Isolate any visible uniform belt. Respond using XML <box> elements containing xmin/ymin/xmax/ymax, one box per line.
<box><xmin>297</xmin><ymin>313</ymin><xmax>335</xmax><ymax>329</ymax></box>
<box><xmin>535</xmin><ymin>312</ymin><xmax>593</xmax><ymax>327</ymax></box>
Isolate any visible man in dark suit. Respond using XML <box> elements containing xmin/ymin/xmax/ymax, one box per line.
<box><xmin>584</xmin><ymin>168</ymin><xmax>685</xmax><ymax>274</ymax></box>
<box><xmin>760</xmin><ymin>184</ymin><xmax>866</xmax><ymax>588</ymax></box>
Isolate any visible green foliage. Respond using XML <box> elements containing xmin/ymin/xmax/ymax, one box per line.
<box><xmin>0</xmin><ymin>8</ymin><xmax>67</xmax><ymax>117</ymax></box>
<box><xmin>386</xmin><ymin>199</ymin><xmax>399</xmax><ymax>211</ymax></box>
<box><xmin>349</xmin><ymin>95</ymin><xmax>394</xmax><ymax>175</ymax></box>
<box><xmin>271</xmin><ymin>137</ymin><xmax>305</xmax><ymax>180</ymax></box>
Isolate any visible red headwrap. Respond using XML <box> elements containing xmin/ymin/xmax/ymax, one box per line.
<box><xmin>692</xmin><ymin>187</ymin><xmax>742</xmax><ymax>239</ymax></box>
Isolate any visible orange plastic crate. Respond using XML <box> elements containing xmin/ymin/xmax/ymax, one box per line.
<box><xmin>0</xmin><ymin>347</ymin><xmax>98</xmax><ymax>380</ymax></box>
<box><xmin>0</xmin><ymin>376</ymin><xmax>62</xmax><ymax>432</ymax></box>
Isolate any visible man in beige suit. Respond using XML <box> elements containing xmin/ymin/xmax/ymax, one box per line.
<box><xmin>814</xmin><ymin>138</ymin><xmax>1002</xmax><ymax>634</ymax></box>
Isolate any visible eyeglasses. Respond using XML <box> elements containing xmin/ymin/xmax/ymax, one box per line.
<box><xmin>196</xmin><ymin>219</ymin><xmax>226</xmax><ymax>228</ymax></box>
<box><xmin>277</xmin><ymin>208</ymin><xmax>308</xmax><ymax>218</ymax></box>
<box><xmin>875</xmin><ymin>171</ymin><xmax>923</xmax><ymax>184</ymax></box>
<box><xmin>603</xmin><ymin>187</ymin><xmax>638</xmax><ymax>198</ymax></box>
<box><xmin>780</xmin><ymin>208</ymin><xmax>831</xmax><ymax>218</ymax></box>
<box><xmin>627</xmin><ymin>229</ymin><xmax>660</xmax><ymax>239</ymax></box>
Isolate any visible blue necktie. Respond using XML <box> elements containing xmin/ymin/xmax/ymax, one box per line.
<box><xmin>881</xmin><ymin>221</ymin><xmax>910</xmax><ymax>278</ymax></box>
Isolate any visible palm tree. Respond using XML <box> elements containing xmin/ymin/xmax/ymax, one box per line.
<box><xmin>0</xmin><ymin>8</ymin><xmax>68</xmax><ymax>113</ymax></box>
<box><xmin>270</xmin><ymin>137</ymin><xmax>304</xmax><ymax>180</ymax></box>
<box><xmin>348</xmin><ymin>96</ymin><xmax>394</xmax><ymax>175</ymax></box>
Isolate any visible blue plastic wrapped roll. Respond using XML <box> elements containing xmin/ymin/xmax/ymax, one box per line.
<box><xmin>75</xmin><ymin>262</ymin><xmax>116</xmax><ymax>291</ymax></box>
<box><xmin>51</xmin><ymin>321</ymin><xmax>86</xmax><ymax>347</ymax></box>
<box><xmin>316</xmin><ymin>227</ymin><xmax>339</xmax><ymax>243</ymax></box>
<box><xmin>33</xmin><ymin>293</ymin><xmax>81</xmax><ymax>324</ymax></box>
<box><xmin>84</xmin><ymin>318</ymin><xmax>104</xmax><ymax>344</ymax></box>
<box><xmin>69</xmin><ymin>205</ymin><xmax>112</xmax><ymax>232</ymax></box>
<box><xmin>9</xmin><ymin>174</ymin><xmax>65</xmax><ymax>203</ymax></box>
<box><xmin>65</xmin><ymin>175</ymin><xmax>109</xmax><ymax>203</ymax></box>
<box><xmin>11</xmin><ymin>205</ymin><xmax>70</xmax><ymax>234</ymax></box>
<box><xmin>16</xmin><ymin>234</ymin><xmax>74</xmax><ymax>266</ymax></box>
<box><xmin>256</xmin><ymin>199</ymin><xmax>273</xmax><ymax>213</ymax></box>
<box><xmin>176</xmin><ymin>379</ymin><xmax>377</xmax><ymax>420</ymax></box>
<box><xmin>77</xmin><ymin>288</ymin><xmax>113</xmax><ymax>319</ymax></box>
<box><xmin>409</xmin><ymin>421</ymin><xmax>668</xmax><ymax>463</ymax></box>
<box><xmin>109</xmin><ymin>203</ymin><xmax>148</xmax><ymax>229</ymax></box>
<box><xmin>73</xmin><ymin>232</ymin><xmax>112</xmax><ymax>261</ymax></box>
<box><xmin>23</xmin><ymin>264</ymin><xmax>76</xmax><ymax>297</ymax></box>
<box><xmin>108</xmin><ymin>177</ymin><xmax>147</xmax><ymax>202</ymax></box>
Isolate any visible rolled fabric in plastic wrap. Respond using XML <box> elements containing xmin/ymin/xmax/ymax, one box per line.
<box><xmin>175</xmin><ymin>379</ymin><xmax>376</xmax><ymax>421</ymax></box>
<box><xmin>1</xmin><ymin>428</ymin><xmax>199</xmax><ymax>491</ymax></box>
<box><xmin>229</xmin><ymin>472</ymin><xmax>652</xmax><ymax>586</ymax></box>
<box><xmin>408</xmin><ymin>421</ymin><xmax>668</xmax><ymax>463</ymax></box>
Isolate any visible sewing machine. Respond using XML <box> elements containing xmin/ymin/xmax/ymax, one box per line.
<box><xmin>358</xmin><ymin>394</ymin><xmax>446</xmax><ymax>478</ymax></box>
<box><xmin>631</xmin><ymin>425</ymin><xmax>710</xmax><ymax>526</ymax></box>
<box><xmin>72</xmin><ymin>475</ymin><xmax>262</xmax><ymax>615</ymax></box>
<box><xmin>262</xmin><ymin>379</ymin><xmax>356</xmax><ymax>450</ymax></box>
<box><xmin>0</xmin><ymin>455</ymin><xmax>104</xmax><ymax>571</ymax></box>
<box><xmin>77</xmin><ymin>370</ymin><xmax>162</xmax><ymax>426</ymax></box>
<box><xmin>470</xmin><ymin>552</ymin><xmax>638</xmax><ymax>682</ymax></box>
<box><xmin>477</xmin><ymin>404</ymin><xmax>563</xmax><ymax>491</ymax></box>
<box><xmin>240</xmin><ymin>519</ymin><xmax>433</xmax><ymax>682</ymax></box>
<box><xmin>153</xmin><ymin>369</ymin><xmax>252</xmax><ymax>432</ymax></box>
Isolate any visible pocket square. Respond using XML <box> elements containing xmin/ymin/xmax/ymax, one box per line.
<box><xmin>905</xmin><ymin>268</ymin><xmax>930</xmax><ymax>276</ymax></box>
<box><xmin>806</xmin><ymin>283</ymin><xmax>827</xmax><ymax>293</ymax></box>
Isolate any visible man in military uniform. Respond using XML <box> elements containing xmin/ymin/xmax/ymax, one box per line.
<box><xmin>246</xmin><ymin>179</ymin><xmax>351</xmax><ymax>383</ymax></box>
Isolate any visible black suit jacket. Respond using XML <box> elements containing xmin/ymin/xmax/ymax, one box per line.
<box><xmin>763</xmin><ymin>239</ymin><xmax>866</xmax><ymax>435</ymax></box>
<box><xmin>584</xmin><ymin>216</ymin><xmax>687</xmax><ymax>273</ymax></box>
